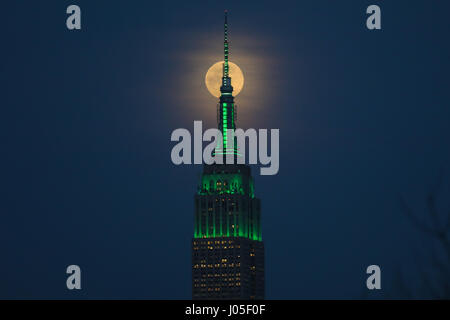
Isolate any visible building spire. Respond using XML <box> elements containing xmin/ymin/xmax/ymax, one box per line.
<box><xmin>223</xmin><ymin>10</ymin><xmax>229</xmax><ymax>78</ymax></box>
<box><xmin>220</xmin><ymin>10</ymin><xmax>233</xmax><ymax>95</ymax></box>
<box><xmin>216</xmin><ymin>10</ymin><xmax>238</xmax><ymax>158</ymax></box>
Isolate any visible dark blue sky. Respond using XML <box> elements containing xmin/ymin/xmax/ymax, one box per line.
<box><xmin>1</xmin><ymin>1</ymin><xmax>450</xmax><ymax>299</ymax></box>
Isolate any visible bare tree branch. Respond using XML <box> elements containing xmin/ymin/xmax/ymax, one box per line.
<box><xmin>396</xmin><ymin>171</ymin><xmax>450</xmax><ymax>299</ymax></box>
<box><xmin>399</xmin><ymin>195</ymin><xmax>435</xmax><ymax>236</ymax></box>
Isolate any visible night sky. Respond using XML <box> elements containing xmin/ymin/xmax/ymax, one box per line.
<box><xmin>1</xmin><ymin>1</ymin><xmax>450</xmax><ymax>299</ymax></box>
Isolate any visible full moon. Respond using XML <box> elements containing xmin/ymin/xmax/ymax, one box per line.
<box><xmin>205</xmin><ymin>61</ymin><xmax>244</xmax><ymax>98</ymax></box>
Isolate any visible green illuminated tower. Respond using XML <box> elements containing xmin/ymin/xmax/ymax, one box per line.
<box><xmin>192</xmin><ymin>11</ymin><xmax>264</xmax><ymax>300</ymax></box>
<box><xmin>214</xmin><ymin>10</ymin><xmax>238</xmax><ymax>159</ymax></box>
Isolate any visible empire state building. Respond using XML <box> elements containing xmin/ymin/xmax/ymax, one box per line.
<box><xmin>192</xmin><ymin>11</ymin><xmax>265</xmax><ymax>300</ymax></box>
